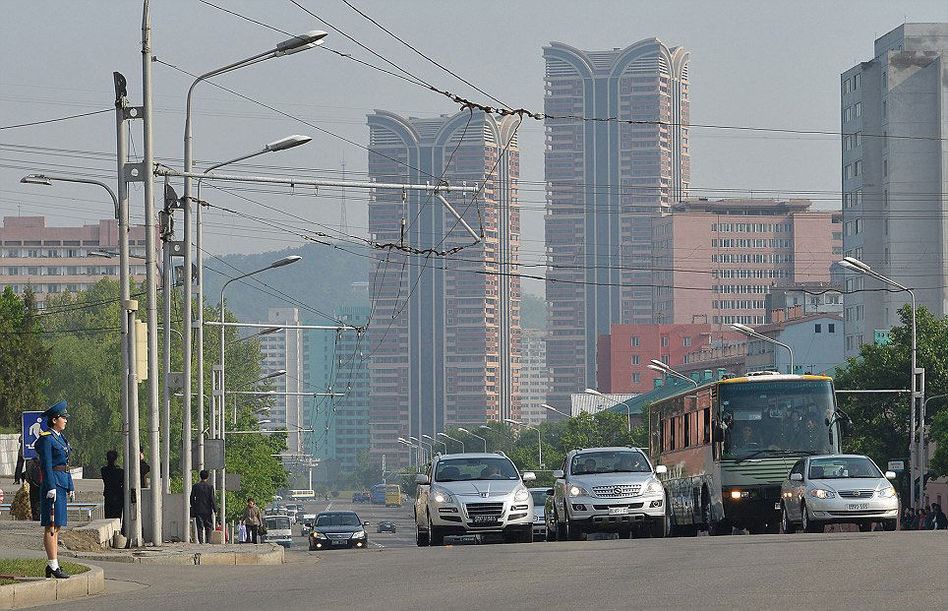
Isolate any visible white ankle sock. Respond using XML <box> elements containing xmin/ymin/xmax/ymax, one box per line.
<box><xmin>48</xmin><ymin>560</ymin><xmax>59</xmax><ymax>571</ymax></box>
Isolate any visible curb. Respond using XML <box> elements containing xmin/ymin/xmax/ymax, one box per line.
<box><xmin>0</xmin><ymin>564</ymin><xmax>104</xmax><ymax>610</ymax></box>
<box><xmin>61</xmin><ymin>544</ymin><xmax>284</xmax><ymax>566</ymax></box>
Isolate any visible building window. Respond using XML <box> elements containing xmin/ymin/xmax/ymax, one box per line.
<box><xmin>815</xmin><ymin>324</ymin><xmax>822</xmax><ymax>334</ymax></box>
<box><xmin>631</xmin><ymin>355</ymin><xmax>640</xmax><ymax>365</ymax></box>
<box><xmin>661</xmin><ymin>336</ymin><xmax>669</xmax><ymax>347</ymax></box>
<box><xmin>828</xmin><ymin>323</ymin><xmax>835</xmax><ymax>333</ymax></box>
<box><xmin>631</xmin><ymin>373</ymin><xmax>641</xmax><ymax>384</ymax></box>
<box><xmin>683</xmin><ymin>336</ymin><xmax>692</xmax><ymax>347</ymax></box>
<box><xmin>630</xmin><ymin>336</ymin><xmax>640</xmax><ymax>347</ymax></box>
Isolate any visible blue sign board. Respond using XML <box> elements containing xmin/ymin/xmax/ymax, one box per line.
<box><xmin>21</xmin><ymin>411</ymin><xmax>48</xmax><ymax>460</ymax></box>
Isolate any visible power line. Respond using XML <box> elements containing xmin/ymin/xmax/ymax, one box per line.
<box><xmin>0</xmin><ymin>108</ymin><xmax>112</xmax><ymax>131</ymax></box>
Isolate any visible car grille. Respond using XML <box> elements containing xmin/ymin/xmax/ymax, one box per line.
<box><xmin>327</xmin><ymin>533</ymin><xmax>350</xmax><ymax>539</ymax></box>
<box><xmin>592</xmin><ymin>484</ymin><xmax>641</xmax><ymax>498</ymax></box>
<box><xmin>837</xmin><ymin>489</ymin><xmax>875</xmax><ymax>499</ymax></box>
<box><xmin>466</xmin><ymin>502</ymin><xmax>504</xmax><ymax>516</ymax></box>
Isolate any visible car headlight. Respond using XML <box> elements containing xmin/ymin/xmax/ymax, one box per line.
<box><xmin>514</xmin><ymin>488</ymin><xmax>529</xmax><ymax>502</ymax></box>
<box><xmin>878</xmin><ymin>486</ymin><xmax>897</xmax><ymax>499</ymax></box>
<box><xmin>569</xmin><ymin>485</ymin><xmax>588</xmax><ymax>497</ymax></box>
<box><xmin>431</xmin><ymin>486</ymin><xmax>455</xmax><ymax>504</ymax></box>
<box><xmin>809</xmin><ymin>488</ymin><xmax>836</xmax><ymax>499</ymax></box>
<box><xmin>351</xmin><ymin>530</ymin><xmax>366</xmax><ymax>539</ymax></box>
<box><xmin>644</xmin><ymin>479</ymin><xmax>663</xmax><ymax>494</ymax></box>
<box><xmin>311</xmin><ymin>531</ymin><xmax>327</xmax><ymax>539</ymax></box>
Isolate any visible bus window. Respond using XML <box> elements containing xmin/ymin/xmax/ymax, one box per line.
<box><xmin>670</xmin><ymin>417</ymin><xmax>677</xmax><ymax>451</ymax></box>
<box><xmin>703</xmin><ymin>408</ymin><xmax>711</xmax><ymax>444</ymax></box>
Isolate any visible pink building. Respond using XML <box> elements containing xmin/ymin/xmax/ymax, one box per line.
<box><xmin>0</xmin><ymin>216</ymin><xmax>148</xmax><ymax>304</ymax></box>
<box><xmin>653</xmin><ymin>199</ymin><xmax>842</xmax><ymax>326</ymax></box>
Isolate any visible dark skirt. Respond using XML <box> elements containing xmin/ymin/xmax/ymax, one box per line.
<box><xmin>40</xmin><ymin>488</ymin><xmax>68</xmax><ymax>527</ymax></box>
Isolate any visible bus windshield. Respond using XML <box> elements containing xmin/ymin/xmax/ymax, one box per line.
<box><xmin>719</xmin><ymin>379</ymin><xmax>836</xmax><ymax>459</ymax></box>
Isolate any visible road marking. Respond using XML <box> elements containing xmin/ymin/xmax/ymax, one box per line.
<box><xmin>324</xmin><ymin>502</ymin><xmax>334</xmax><ymax>511</ymax></box>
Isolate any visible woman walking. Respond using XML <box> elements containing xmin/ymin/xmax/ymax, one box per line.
<box><xmin>36</xmin><ymin>400</ymin><xmax>74</xmax><ymax>579</ymax></box>
<box><xmin>242</xmin><ymin>498</ymin><xmax>263</xmax><ymax>544</ymax></box>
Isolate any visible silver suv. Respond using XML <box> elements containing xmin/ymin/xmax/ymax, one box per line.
<box><xmin>414</xmin><ymin>452</ymin><xmax>536</xmax><ymax>545</ymax></box>
<box><xmin>550</xmin><ymin>447</ymin><xmax>668</xmax><ymax>540</ymax></box>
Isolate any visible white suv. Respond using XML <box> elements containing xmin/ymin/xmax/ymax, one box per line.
<box><xmin>550</xmin><ymin>447</ymin><xmax>668</xmax><ymax>540</ymax></box>
<box><xmin>414</xmin><ymin>452</ymin><xmax>536</xmax><ymax>545</ymax></box>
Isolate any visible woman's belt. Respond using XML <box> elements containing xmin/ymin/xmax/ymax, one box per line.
<box><xmin>52</xmin><ymin>465</ymin><xmax>71</xmax><ymax>472</ymax></box>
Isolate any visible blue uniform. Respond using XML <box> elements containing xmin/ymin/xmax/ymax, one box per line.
<box><xmin>36</xmin><ymin>430</ymin><xmax>74</xmax><ymax>527</ymax></box>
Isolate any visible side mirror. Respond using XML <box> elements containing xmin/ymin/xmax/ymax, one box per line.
<box><xmin>522</xmin><ymin>471</ymin><xmax>537</xmax><ymax>482</ymax></box>
<box><xmin>414</xmin><ymin>474</ymin><xmax>430</xmax><ymax>485</ymax></box>
<box><xmin>654</xmin><ymin>465</ymin><xmax>668</xmax><ymax>475</ymax></box>
<box><xmin>789</xmin><ymin>472</ymin><xmax>803</xmax><ymax>482</ymax></box>
<box><xmin>552</xmin><ymin>470</ymin><xmax>565</xmax><ymax>479</ymax></box>
<box><xmin>885</xmin><ymin>471</ymin><xmax>896</xmax><ymax>480</ymax></box>
<box><xmin>545</xmin><ymin>488</ymin><xmax>554</xmax><ymax>496</ymax></box>
<box><xmin>363</xmin><ymin>521</ymin><xmax>370</xmax><ymax>526</ymax></box>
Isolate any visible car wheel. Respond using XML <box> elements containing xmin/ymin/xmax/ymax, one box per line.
<box><xmin>546</xmin><ymin>515</ymin><xmax>557</xmax><ymax>541</ymax></box>
<box><xmin>801</xmin><ymin>503</ymin><xmax>822</xmax><ymax>533</ymax></box>
<box><xmin>780</xmin><ymin>503</ymin><xmax>796</xmax><ymax>534</ymax></box>
<box><xmin>428</xmin><ymin>513</ymin><xmax>445</xmax><ymax>546</ymax></box>
<box><xmin>520</xmin><ymin>526</ymin><xmax>534</xmax><ymax>543</ymax></box>
<box><xmin>556</xmin><ymin>508</ymin><xmax>568</xmax><ymax>541</ymax></box>
<box><xmin>415</xmin><ymin>522</ymin><xmax>429</xmax><ymax>547</ymax></box>
<box><xmin>648</xmin><ymin>513</ymin><xmax>668</xmax><ymax>538</ymax></box>
<box><xmin>565</xmin><ymin>508</ymin><xmax>584</xmax><ymax>541</ymax></box>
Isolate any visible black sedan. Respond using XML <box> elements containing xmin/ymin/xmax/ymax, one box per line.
<box><xmin>309</xmin><ymin>511</ymin><xmax>369</xmax><ymax>550</ymax></box>
<box><xmin>376</xmin><ymin>520</ymin><xmax>396</xmax><ymax>534</ymax></box>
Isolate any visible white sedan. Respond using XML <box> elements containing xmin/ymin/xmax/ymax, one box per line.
<box><xmin>780</xmin><ymin>454</ymin><xmax>899</xmax><ymax>533</ymax></box>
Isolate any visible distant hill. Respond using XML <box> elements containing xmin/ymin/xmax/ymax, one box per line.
<box><xmin>204</xmin><ymin>242</ymin><xmax>370</xmax><ymax>323</ymax></box>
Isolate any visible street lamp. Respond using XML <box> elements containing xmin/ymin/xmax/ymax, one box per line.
<box><xmin>437</xmin><ymin>432</ymin><xmax>464</xmax><ymax>453</ymax></box>
<box><xmin>648</xmin><ymin>359</ymin><xmax>699</xmax><ymax>388</ymax></box>
<box><xmin>409</xmin><ymin>436</ymin><xmax>431</xmax><ymax>463</ymax></box>
<box><xmin>730</xmin><ymin>323</ymin><xmax>795</xmax><ymax>374</ymax></box>
<box><xmin>584</xmin><ymin>388</ymin><xmax>637</xmax><ymax>433</ymax></box>
<box><xmin>839</xmin><ymin>255</ymin><xmax>921</xmax><ymax>508</ymax></box>
<box><xmin>181</xmin><ymin>32</ymin><xmax>324</xmax><ymax>541</ymax></box>
<box><xmin>218</xmin><ymin>256</ymin><xmax>300</xmax><ymax>527</ymax></box>
<box><xmin>541</xmin><ymin>403</ymin><xmax>570</xmax><ymax>418</ymax></box>
<box><xmin>505</xmin><ymin>418</ymin><xmax>543</xmax><ymax>468</ymax></box>
<box><xmin>456</xmin><ymin>427</ymin><xmax>488</xmax><ymax>452</ymax></box>
<box><xmin>422</xmin><ymin>434</ymin><xmax>446</xmax><ymax>454</ymax></box>
<box><xmin>231</xmin><ymin>370</ymin><xmax>286</xmax><ymax>424</ymax></box>
<box><xmin>20</xmin><ymin>172</ymin><xmax>142</xmax><ymax>538</ymax></box>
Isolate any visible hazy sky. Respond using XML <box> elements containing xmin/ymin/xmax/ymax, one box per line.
<box><xmin>2</xmin><ymin>1</ymin><xmax>947</xmax><ymax>296</ymax></box>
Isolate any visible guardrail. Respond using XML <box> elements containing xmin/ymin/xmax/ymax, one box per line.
<box><xmin>0</xmin><ymin>502</ymin><xmax>104</xmax><ymax>522</ymax></box>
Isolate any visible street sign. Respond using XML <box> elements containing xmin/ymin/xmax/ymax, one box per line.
<box><xmin>194</xmin><ymin>439</ymin><xmax>224</xmax><ymax>470</ymax></box>
<box><xmin>888</xmin><ymin>460</ymin><xmax>905</xmax><ymax>472</ymax></box>
<box><xmin>21</xmin><ymin>411</ymin><xmax>48</xmax><ymax>460</ymax></box>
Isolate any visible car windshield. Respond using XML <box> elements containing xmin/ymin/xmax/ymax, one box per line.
<box><xmin>808</xmin><ymin>457</ymin><xmax>882</xmax><ymax>479</ymax></box>
<box><xmin>265</xmin><ymin>516</ymin><xmax>290</xmax><ymax>530</ymax></box>
<box><xmin>530</xmin><ymin>490</ymin><xmax>548</xmax><ymax>506</ymax></box>
<box><xmin>720</xmin><ymin>380</ymin><xmax>836</xmax><ymax>459</ymax></box>
<box><xmin>570</xmin><ymin>450</ymin><xmax>650</xmax><ymax>475</ymax></box>
<box><xmin>315</xmin><ymin>512</ymin><xmax>362</xmax><ymax>527</ymax></box>
<box><xmin>434</xmin><ymin>457</ymin><xmax>519</xmax><ymax>482</ymax></box>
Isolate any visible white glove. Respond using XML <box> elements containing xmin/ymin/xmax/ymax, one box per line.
<box><xmin>47</xmin><ymin>489</ymin><xmax>56</xmax><ymax>500</ymax></box>
<box><xmin>68</xmin><ymin>491</ymin><xmax>76</xmax><ymax>502</ymax></box>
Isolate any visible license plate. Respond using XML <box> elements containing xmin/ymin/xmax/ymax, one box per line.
<box><xmin>331</xmin><ymin>539</ymin><xmax>348</xmax><ymax>545</ymax></box>
<box><xmin>609</xmin><ymin>507</ymin><xmax>630</xmax><ymax>516</ymax></box>
<box><xmin>847</xmin><ymin>503</ymin><xmax>869</xmax><ymax>511</ymax></box>
<box><xmin>472</xmin><ymin>515</ymin><xmax>499</xmax><ymax>524</ymax></box>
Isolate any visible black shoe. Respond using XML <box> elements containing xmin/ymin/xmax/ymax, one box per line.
<box><xmin>45</xmin><ymin>566</ymin><xmax>70</xmax><ymax>579</ymax></box>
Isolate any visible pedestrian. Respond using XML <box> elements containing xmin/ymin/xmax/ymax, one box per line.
<box><xmin>35</xmin><ymin>400</ymin><xmax>73</xmax><ymax>579</ymax></box>
<box><xmin>100</xmin><ymin>450</ymin><xmax>124</xmax><ymax>521</ymax></box>
<box><xmin>13</xmin><ymin>442</ymin><xmax>24</xmax><ymax>485</ymax></box>
<box><xmin>915</xmin><ymin>508</ymin><xmax>928</xmax><ymax>530</ymax></box>
<box><xmin>900</xmin><ymin>507</ymin><xmax>913</xmax><ymax>531</ymax></box>
<box><xmin>189</xmin><ymin>470</ymin><xmax>217</xmax><ymax>544</ymax></box>
<box><xmin>238</xmin><ymin>520</ymin><xmax>247</xmax><ymax>544</ymax></box>
<box><xmin>242</xmin><ymin>498</ymin><xmax>263</xmax><ymax>544</ymax></box>
<box><xmin>24</xmin><ymin>456</ymin><xmax>43</xmax><ymax>521</ymax></box>
<box><xmin>139</xmin><ymin>450</ymin><xmax>151</xmax><ymax>489</ymax></box>
<box><xmin>928</xmin><ymin>503</ymin><xmax>948</xmax><ymax>530</ymax></box>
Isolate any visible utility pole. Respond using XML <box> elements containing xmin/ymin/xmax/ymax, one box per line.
<box><xmin>160</xmin><ymin>183</ymin><xmax>174</xmax><ymax>495</ymax></box>
<box><xmin>142</xmin><ymin>0</ymin><xmax>162</xmax><ymax>544</ymax></box>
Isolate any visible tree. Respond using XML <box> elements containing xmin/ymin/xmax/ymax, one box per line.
<box><xmin>833</xmin><ymin>305</ymin><xmax>948</xmax><ymax>472</ymax></box>
<box><xmin>0</xmin><ymin>287</ymin><xmax>50</xmax><ymax>430</ymax></box>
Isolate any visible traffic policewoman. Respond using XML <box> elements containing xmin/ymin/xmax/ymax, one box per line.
<box><xmin>35</xmin><ymin>400</ymin><xmax>74</xmax><ymax>579</ymax></box>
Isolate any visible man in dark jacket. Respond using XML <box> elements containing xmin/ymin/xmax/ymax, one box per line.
<box><xmin>100</xmin><ymin>450</ymin><xmax>124</xmax><ymax>520</ymax></box>
<box><xmin>190</xmin><ymin>470</ymin><xmax>217</xmax><ymax>543</ymax></box>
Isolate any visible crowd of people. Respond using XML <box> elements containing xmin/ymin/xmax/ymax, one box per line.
<box><xmin>900</xmin><ymin>504</ymin><xmax>948</xmax><ymax>530</ymax></box>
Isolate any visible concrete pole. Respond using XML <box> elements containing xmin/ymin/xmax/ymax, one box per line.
<box><xmin>114</xmin><ymin>80</ymin><xmax>133</xmax><ymax>539</ymax></box>
<box><xmin>142</xmin><ymin>0</ymin><xmax>161</xmax><ymax>544</ymax></box>
<box><xmin>908</xmin><ymin>289</ymin><xmax>918</xmax><ymax>509</ymax></box>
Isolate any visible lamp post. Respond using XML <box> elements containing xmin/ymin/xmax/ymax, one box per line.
<box><xmin>218</xmin><ymin>255</ymin><xmax>301</xmax><ymax>527</ymax></box>
<box><xmin>437</xmin><ymin>432</ymin><xmax>464</xmax><ymax>453</ymax></box>
<box><xmin>730</xmin><ymin>323</ymin><xmax>795</xmax><ymax>374</ymax></box>
<box><xmin>182</xmin><ymin>32</ymin><xmax>325</xmax><ymax>541</ymax></box>
<box><xmin>541</xmin><ymin>403</ymin><xmax>570</xmax><ymax>419</ymax></box>
<box><xmin>505</xmin><ymin>419</ymin><xmax>542</xmax><ymax>468</ymax></box>
<box><xmin>230</xmin><ymin>370</ymin><xmax>286</xmax><ymax>424</ymax></box>
<box><xmin>194</xmin><ymin>136</ymin><xmax>310</xmax><ymax>472</ymax></box>
<box><xmin>648</xmin><ymin>360</ymin><xmax>699</xmax><ymax>388</ymax></box>
<box><xmin>20</xmin><ymin>173</ymin><xmax>142</xmax><ymax>539</ymax></box>
<box><xmin>839</xmin><ymin>256</ymin><xmax>920</xmax><ymax>508</ymax></box>
<box><xmin>409</xmin><ymin>436</ymin><xmax>430</xmax><ymax>463</ymax></box>
<box><xmin>422</xmin><ymin>434</ymin><xmax>446</xmax><ymax>454</ymax></box>
<box><xmin>456</xmin><ymin>427</ymin><xmax>487</xmax><ymax>452</ymax></box>
<box><xmin>397</xmin><ymin>437</ymin><xmax>417</xmax><ymax>467</ymax></box>
<box><xmin>584</xmin><ymin>388</ymin><xmax>636</xmax><ymax>433</ymax></box>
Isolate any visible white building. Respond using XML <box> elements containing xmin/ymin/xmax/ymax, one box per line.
<box><xmin>258</xmin><ymin>307</ymin><xmax>304</xmax><ymax>456</ymax></box>
<box><xmin>520</xmin><ymin>329</ymin><xmax>549</xmax><ymax>425</ymax></box>
<box><xmin>841</xmin><ymin>24</ymin><xmax>948</xmax><ymax>356</ymax></box>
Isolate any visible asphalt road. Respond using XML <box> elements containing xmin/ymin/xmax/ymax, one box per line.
<box><xmin>290</xmin><ymin>498</ymin><xmax>417</xmax><ymax>549</ymax></box>
<box><xmin>45</xmin><ymin>524</ymin><xmax>948</xmax><ymax>610</ymax></box>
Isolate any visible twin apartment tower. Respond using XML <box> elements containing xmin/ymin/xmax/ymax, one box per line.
<box><xmin>366</xmin><ymin>39</ymin><xmax>690</xmax><ymax>466</ymax></box>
